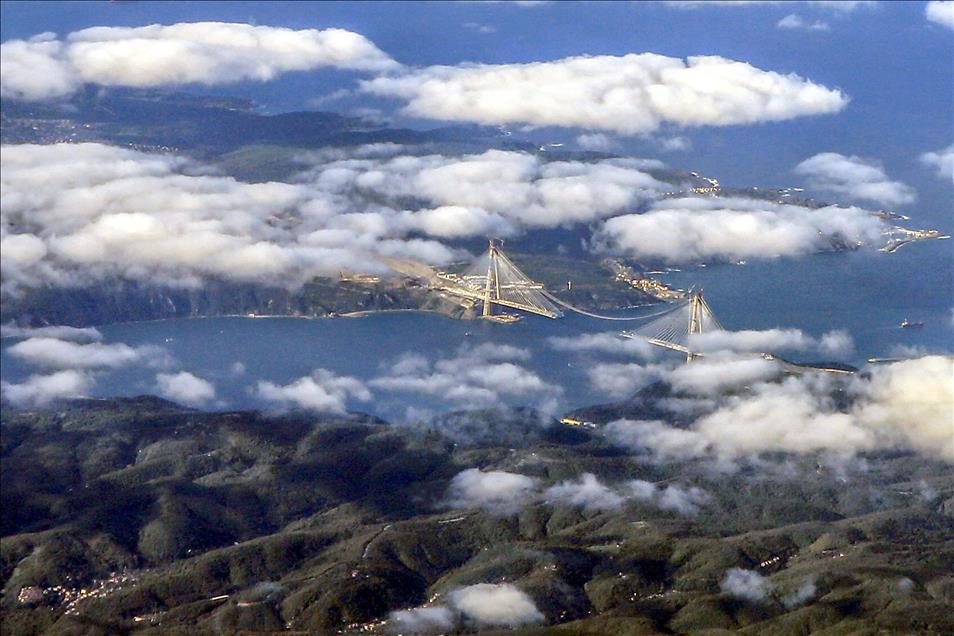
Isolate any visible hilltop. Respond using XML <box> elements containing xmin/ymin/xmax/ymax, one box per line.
<box><xmin>2</xmin><ymin>393</ymin><xmax>951</xmax><ymax>635</ymax></box>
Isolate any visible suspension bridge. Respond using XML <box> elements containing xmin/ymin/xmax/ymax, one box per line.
<box><xmin>432</xmin><ymin>241</ymin><xmax>564</xmax><ymax>322</ymax></box>
<box><xmin>432</xmin><ymin>240</ymin><xmax>681</xmax><ymax>323</ymax></box>
<box><xmin>619</xmin><ymin>291</ymin><xmax>721</xmax><ymax>363</ymax></box>
<box><xmin>430</xmin><ymin>241</ymin><xmax>854</xmax><ymax>373</ymax></box>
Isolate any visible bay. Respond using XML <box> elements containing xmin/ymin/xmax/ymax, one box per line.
<box><xmin>2</xmin><ymin>243</ymin><xmax>951</xmax><ymax>420</ymax></box>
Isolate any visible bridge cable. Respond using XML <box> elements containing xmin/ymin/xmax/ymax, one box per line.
<box><xmin>542</xmin><ymin>291</ymin><xmax>687</xmax><ymax>322</ymax></box>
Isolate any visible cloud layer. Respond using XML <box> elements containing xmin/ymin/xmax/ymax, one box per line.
<box><xmin>388</xmin><ymin>583</ymin><xmax>543</xmax><ymax>632</ymax></box>
<box><xmin>0</xmin><ymin>143</ymin><xmax>458</xmax><ymax>294</ymax></box>
<box><xmin>448</xmin><ymin>583</ymin><xmax>544</xmax><ymax>627</ymax></box>
<box><xmin>445</xmin><ymin>468</ymin><xmax>540</xmax><ymax>514</ymax></box>
<box><xmin>155</xmin><ymin>371</ymin><xmax>216</xmax><ymax>407</ymax></box>
<box><xmin>1</xmin><ymin>324</ymin><xmax>103</xmax><ymax>342</ymax></box>
<box><xmin>362</xmin><ymin>53</ymin><xmax>847</xmax><ymax>134</ymax></box>
<box><xmin>548</xmin><ymin>331</ymin><xmax>657</xmax><ymax>359</ymax></box>
<box><xmin>371</xmin><ymin>343</ymin><xmax>562</xmax><ymax>413</ymax></box>
<box><xmin>926</xmin><ymin>1</ymin><xmax>954</xmax><ymax>29</ymax></box>
<box><xmin>666</xmin><ymin>2</ymin><xmax>875</xmax><ymax>11</ymax></box>
<box><xmin>445</xmin><ymin>469</ymin><xmax>710</xmax><ymax>516</ymax></box>
<box><xmin>297</xmin><ymin>148</ymin><xmax>666</xmax><ymax>232</ymax></box>
<box><xmin>1</xmin><ymin>369</ymin><xmax>93</xmax><ymax>406</ymax></box>
<box><xmin>2</xmin><ymin>330</ymin><xmax>171</xmax><ymax>407</ymax></box>
<box><xmin>592</xmin><ymin>195</ymin><xmax>888</xmax><ymax>262</ymax></box>
<box><xmin>386</xmin><ymin>605</ymin><xmax>455</xmax><ymax>633</ymax></box>
<box><xmin>1</xmin><ymin>23</ymin><xmax>398</xmax><ymax>100</ymax></box>
<box><xmin>721</xmin><ymin>568</ymin><xmax>771</xmax><ymax>603</ymax></box>
<box><xmin>4</xmin><ymin>142</ymin><xmax>901</xmax><ymax>295</ymax></box>
<box><xmin>777</xmin><ymin>14</ymin><xmax>830</xmax><ymax>31</ymax></box>
<box><xmin>688</xmin><ymin>328</ymin><xmax>853</xmax><ymax>357</ymax></box>
<box><xmin>920</xmin><ymin>145</ymin><xmax>954</xmax><ymax>184</ymax></box>
<box><xmin>8</xmin><ymin>337</ymin><xmax>162</xmax><ymax>370</ymax></box>
<box><xmin>256</xmin><ymin>368</ymin><xmax>371</xmax><ymax>413</ymax></box>
<box><xmin>795</xmin><ymin>152</ymin><xmax>916</xmax><ymax>208</ymax></box>
<box><xmin>601</xmin><ymin>356</ymin><xmax>954</xmax><ymax>468</ymax></box>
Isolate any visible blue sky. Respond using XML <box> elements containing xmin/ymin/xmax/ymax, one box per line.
<box><xmin>1</xmin><ymin>1</ymin><xmax>951</xmax><ymax>229</ymax></box>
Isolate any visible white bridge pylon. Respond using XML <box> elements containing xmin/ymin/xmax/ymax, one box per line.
<box><xmin>620</xmin><ymin>291</ymin><xmax>723</xmax><ymax>362</ymax></box>
<box><xmin>620</xmin><ymin>294</ymin><xmax>856</xmax><ymax>372</ymax></box>
<box><xmin>425</xmin><ymin>242</ymin><xmax>854</xmax><ymax>372</ymax></box>
<box><xmin>434</xmin><ymin>240</ymin><xmax>686</xmax><ymax>322</ymax></box>
<box><xmin>438</xmin><ymin>240</ymin><xmax>563</xmax><ymax>320</ymax></box>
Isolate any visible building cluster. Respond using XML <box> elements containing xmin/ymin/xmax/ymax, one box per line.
<box><xmin>340</xmin><ymin>272</ymin><xmax>382</xmax><ymax>284</ymax></box>
<box><xmin>605</xmin><ymin>259</ymin><xmax>685</xmax><ymax>301</ymax></box>
<box><xmin>626</xmin><ymin>277</ymin><xmax>686</xmax><ymax>300</ymax></box>
<box><xmin>16</xmin><ymin>570</ymin><xmax>140</xmax><ymax>616</ymax></box>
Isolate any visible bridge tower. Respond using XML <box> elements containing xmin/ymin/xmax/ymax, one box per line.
<box><xmin>686</xmin><ymin>292</ymin><xmax>705</xmax><ymax>363</ymax></box>
<box><xmin>482</xmin><ymin>240</ymin><xmax>502</xmax><ymax>317</ymax></box>
<box><xmin>436</xmin><ymin>239</ymin><xmax>561</xmax><ymax>320</ymax></box>
<box><xmin>620</xmin><ymin>289</ymin><xmax>722</xmax><ymax>362</ymax></box>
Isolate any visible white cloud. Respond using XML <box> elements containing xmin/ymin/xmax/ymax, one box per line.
<box><xmin>445</xmin><ymin>468</ymin><xmax>540</xmax><ymax>514</ymax></box>
<box><xmin>544</xmin><ymin>473</ymin><xmax>626</xmax><ymax>511</ymax></box>
<box><xmin>818</xmin><ymin>329</ymin><xmax>854</xmax><ymax>357</ymax></box>
<box><xmin>155</xmin><ymin>371</ymin><xmax>216</xmax><ymax>407</ymax></box>
<box><xmin>593</xmin><ymin>195</ymin><xmax>888</xmax><ymax>263</ymax></box>
<box><xmin>548</xmin><ymin>331</ymin><xmax>656</xmax><ymax>359</ymax></box>
<box><xmin>897</xmin><ymin>577</ymin><xmax>916</xmax><ymax>595</ymax></box>
<box><xmin>625</xmin><ymin>478</ymin><xmax>712</xmax><ymax>515</ymax></box>
<box><xmin>0</xmin><ymin>34</ymin><xmax>79</xmax><ymax>101</ymax></box>
<box><xmin>0</xmin><ymin>143</ymin><xmax>670</xmax><ymax>297</ymax></box>
<box><xmin>852</xmin><ymin>356</ymin><xmax>954</xmax><ymax>462</ymax></box>
<box><xmin>482</xmin><ymin>0</ymin><xmax>551</xmax><ymax>5</ymax></box>
<box><xmin>386</xmin><ymin>582</ymin><xmax>544</xmax><ymax>632</ymax></box>
<box><xmin>408</xmin><ymin>205</ymin><xmax>516</xmax><ymax>239</ymax></box>
<box><xmin>603</xmin><ymin>419</ymin><xmax>713</xmax><ymax>463</ymax></box>
<box><xmin>576</xmin><ymin>133</ymin><xmax>620</xmax><ymax>152</ymax></box>
<box><xmin>689</xmin><ymin>328</ymin><xmax>853</xmax><ymax>356</ymax></box>
<box><xmin>693</xmin><ymin>377</ymin><xmax>875</xmax><ymax>463</ymax></box>
<box><xmin>361</xmin><ymin>53</ymin><xmax>847</xmax><ymax>134</ymax></box>
<box><xmin>668</xmin><ymin>355</ymin><xmax>782</xmax><ymax>395</ymax></box>
<box><xmin>0</xmin><ymin>143</ymin><xmax>899</xmax><ymax>300</ymax></box>
<box><xmin>926</xmin><ymin>1</ymin><xmax>954</xmax><ymax>29</ymax></box>
<box><xmin>690</xmin><ymin>329</ymin><xmax>812</xmax><ymax>354</ymax></box>
<box><xmin>1</xmin><ymin>324</ymin><xmax>103</xmax><ymax>342</ymax></box>
<box><xmin>659</xmin><ymin>135</ymin><xmax>692</xmax><ymax>152</ymax></box>
<box><xmin>444</xmin><ymin>467</ymin><xmax>709</xmax><ymax>516</ymax></box>
<box><xmin>666</xmin><ymin>1</ymin><xmax>875</xmax><ymax>11</ymax></box>
<box><xmin>1</xmin><ymin>370</ymin><xmax>94</xmax><ymax>406</ymax></box>
<box><xmin>447</xmin><ymin>584</ymin><xmax>544</xmax><ymax>627</ymax></box>
<box><xmin>777</xmin><ymin>14</ymin><xmax>830</xmax><ymax>30</ymax></box>
<box><xmin>542</xmin><ymin>473</ymin><xmax>710</xmax><ymax>514</ymax></box>
<box><xmin>1</xmin><ymin>234</ymin><xmax>51</xmax><ymax>289</ymax></box>
<box><xmin>371</xmin><ymin>343</ymin><xmax>562</xmax><ymax>412</ymax></box>
<box><xmin>586</xmin><ymin>362</ymin><xmax>663</xmax><ymax>399</ymax></box>
<box><xmin>600</xmin><ymin>355</ymin><xmax>954</xmax><ymax>468</ymax></box>
<box><xmin>299</xmin><ymin>148</ymin><xmax>666</xmax><ymax>231</ymax></box>
<box><xmin>795</xmin><ymin>152</ymin><xmax>916</xmax><ymax>208</ymax></box>
<box><xmin>386</xmin><ymin>605</ymin><xmax>456</xmax><ymax>634</ymax></box>
<box><xmin>463</xmin><ymin>22</ymin><xmax>497</xmax><ymax>34</ymax></box>
<box><xmin>782</xmin><ymin>577</ymin><xmax>817</xmax><ymax>608</ymax></box>
<box><xmin>720</xmin><ymin>568</ymin><xmax>771</xmax><ymax>603</ymax></box>
<box><xmin>654</xmin><ymin>483</ymin><xmax>712</xmax><ymax>515</ymax></box>
<box><xmin>920</xmin><ymin>145</ymin><xmax>954</xmax><ymax>183</ymax></box>
<box><xmin>256</xmin><ymin>368</ymin><xmax>370</xmax><ymax>414</ymax></box>
<box><xmin>8</xmin><ymin>337</ymin><xmax>163</xmax><ymax>370</ymax></box>
<box><xmin>0</xmin><ymin>143</ymin><xmax>458</xmax><ymax>294</ymax></box>
<box><xmin>1</xmin><ymin>23</ymin><xmax>398</xmax><ymax>100</ymax></box>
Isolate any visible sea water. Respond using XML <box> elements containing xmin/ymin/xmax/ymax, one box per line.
<box><xmin>2</xmin><ymin>242</ymin><xmax>951</xmax><ymax>420</ymax></box>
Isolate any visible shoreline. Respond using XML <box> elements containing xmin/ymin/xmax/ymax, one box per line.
<box><xmin>0</xmin><ymin>308</ymin><xmax>460</xmax><ymax>336</ymax></box>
